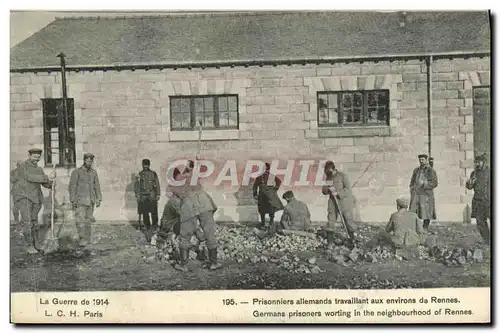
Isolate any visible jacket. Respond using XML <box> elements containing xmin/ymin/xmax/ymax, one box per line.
<box><xmin>385</xmin><ymin>210</ymin><xmax>424</xmax><ymax>246</ymax></box>
<box><xmin>134</xmin><ymin>169</ymin><xmax>161</xmax><ymax>201</ymax></box>
<box><xmin>280</xmin><ymin>198</ymin><xmax>312</xmax><ymax>231</ymax></box>
<box><xmin>322</xmin><ymin>170</ymin><xmax>354</xmax><ymax>214</ymax></box>
<box><xmin>69</xmin><ymin>166</ymin><xmax>102</xmax><ymax>206</ymax></box>
<box><xmin>11</xmin><ymin>160</ymin><xmax>52</xmax><ymax>204</ymax></box>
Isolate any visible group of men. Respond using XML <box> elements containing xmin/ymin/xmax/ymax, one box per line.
<box><xmin>10</xmin><ymin>149</ymin><xmax>101</xmax><ymax>255</ymax></box>
<box><xmin>10</xmin><ymin>148</ymin><xmax>490</xmax><ymax>268</ymax></box>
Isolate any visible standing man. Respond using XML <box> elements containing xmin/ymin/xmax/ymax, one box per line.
<box><xmin>12</xmin><ymin>149</ymin><xmax>55</xmax><ymax>254</ymax></box>
<box><xmin>170</xmin><ymin>160</ymin><xmax>220</xmax><ymax>271</ymax></box>
<box><xmin>11</xmin><ymin>160</ymin><xmax>23</xmax><ymax>223</ymax></box>
<box><xmin>253</xmin><ymin>163</ymin><xmax>284</xmax><ymax>229</ymax></box>
<box><xmin>322</xmin><ymin>160</ymin><xmax>356</xmax><ymax>239</ymax></box>
<box><xmin>280</xmin><ymin>190</ymin><xmax>312</xmax><ymax>232</ymax></box>
<box><xmin>69</xmin><ymin>153</ymin><xmax>102</xmax><ymax>252</ymax></box>
<box><xmin>466</xmin><ymin>154</ymin><xmax>490</xmax><ymax>244</ymax></box>
<box><xmin>135</xmin><ymin>159</ymin><xmax>161</xmax><ymax>242</ymax></box>
<box><xmin>409</xmin><ymin>154</ymin><xmax>438</xmax><ymax>231</ymax></box>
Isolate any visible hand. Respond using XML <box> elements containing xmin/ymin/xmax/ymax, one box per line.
<box><xmin>417</xmin><ymin>180</ymin><xmax>424</xmax><ymax>187</ymax></box>
<box><xmin>253</xmin><ymin>195</ymin><xmax>259</xmax><ymax>200</ymax></box>
<box><xmin>95</xmin><ymin>201</ymin><xmax>101</xmax><ymax>207</ymax></box>
<box><xmin>49</xmin><ymin>171</ymin><xmax>56</xmax><ymax>180</ymax></box>
<box><xmin>196</xmin><ymin>154</ymin><xmax>201</xmax><ymax>160</ymax></box>
<box><xmin>72</xmin><ymin>202</ymin><xmax>78</xmax><ymax>209</ymax></box>
<box><xmin>156</xmin><ymin>195</ymin><xmax>161</xmax><ymax>201</ymax></box>
<box><xmin>329</xmin><ymin>186</ymin><xmax>337</xmax><ymax>196</ymax></box>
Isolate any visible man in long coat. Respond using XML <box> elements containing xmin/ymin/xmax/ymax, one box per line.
<box><xmin>69</xmin><ymin>153</ymin><xmax>102</xmax><ymax>251</ymax></box>
<box><xmin>170</xmin><ymin>160</ymin><xmax>220</xmax><ymax>271</ymax></box>
<box><xmin>409</xmin><ymin>154</ymin><xmax>438</xmax><ymax>230</ymax></box>
<box><xmin>322</xmin><ymin>160</ymin><xmax>356</xmax><ymax>239</ymax></box>
<box><xmin>12</xmin><ymin>149</ymin><xmax>55</xmax><ymax>254</ymax></box>
<box><xmin>135</xmin><ymin>159</ymin><xmax>161</xmax><ymax>242</ymax></box>
<box><xmin>466</xmin><ymin>154</ymin><xmax>490</xmax><ymax>244</ymax></box>
<box><xmin>253</xmin><ymin>163</ymin><xmax>284</xmax><ymax>228</ymax></box>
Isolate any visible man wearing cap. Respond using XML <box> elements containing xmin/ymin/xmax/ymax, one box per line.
<box><xmin>170</xmin><ymin>159</ymin><xmax>220</xmax><ymax>271</ymax></box>
<box><xmin>367</xmin><ymin>197</ymin><xmax>424</xmax><ymax>249</ymax></box>
<box><xmin>12</xmin><ymin>149</ymin><xmax>55</xmax><ymax>254</ymax></box>
<box><xmin>466</xmin><ymin>154</ymin><xmax>490</xmax><ymax>244</ymax></box>
<box><xmin>253</xmin><ymin>163</ymin><xmax>284</xmax><ymax>229</ymax></box>
<box><xmin>409</xmin><ymin>154</ymin><xmax>438</xmax><ymax>230</ymax></box>
<box><xmin>135</xmin><ymin>159</ymin><xmax>161</xmax><ymax>242</ymax></box>
<box><xmin>322</xmin><ymin>160</ymin><xmax>356</xmax><ymax>239</ymax></box>
<box><xmin>279</xmin><ymin>191</ymin><xmax>312</xmax><ymax>232</ymax></box>
<box><xmin>69</xmin><ymin>153</ymin><xmax>102</xmax><ymax>250</ymax></box>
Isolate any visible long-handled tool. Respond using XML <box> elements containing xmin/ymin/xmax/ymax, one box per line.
<box><xmin>330</xmin><ymin>193</ymin><xmax>354</xmax><ymax>242</ymax></box>
<box><xmin>43</xmin><ymin>165</ymin><xmax>60</xmax><ymax>254</ymax></box>
<box><xmin>196</xmin><ymin>120</ymin><xmax>203</xmax><ymax>159</ymax></box>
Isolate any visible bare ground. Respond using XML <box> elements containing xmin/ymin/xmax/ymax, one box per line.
<box><xmin>10</xmin><ymin>222</ymin><xmax>491</xmax><ymax>292</ymax></box>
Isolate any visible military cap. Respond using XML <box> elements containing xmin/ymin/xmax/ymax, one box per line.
<box><xmin>418</xmin><ymin>154</ymin><xmax>428</xmax><ymax>159</ymax></box>
<box><xmin>475</xmin><ymin>154</ymin><xmax>487</xmax><ymax>162</ymax></box>
<box><xmin>83</xmin><ymin>153</ymin><xmax>95</xmax><ymax>160</ymax></box>
<box><xmin>28</xmin><ymin>148</ymin><xmax>43</xmax><ymax>155</ymax></box>
<box><xmin>142</xmin><ymin>159</ymin><xmax>151</xmax><ymax>166</ymax></box>
<box><xmin>282</xmin><ymin>190</ymin><xmax>294</xmax><ymax>200</ymax></box>
<box><xmin>396</xmin><ymin>197</ymin><xmax>410</xmax><ymax>208</ymax></box>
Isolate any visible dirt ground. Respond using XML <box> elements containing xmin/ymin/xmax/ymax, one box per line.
<box><xmin>10</xmin><ymin>221</ymin><xmax>491</xmax><ymax>292</ymax></box>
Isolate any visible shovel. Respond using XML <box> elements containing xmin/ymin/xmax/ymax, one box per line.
<box><xmin>43</xmin><ymin>165</ymin><xmax>59</xmax><ymax>254</ymax></box>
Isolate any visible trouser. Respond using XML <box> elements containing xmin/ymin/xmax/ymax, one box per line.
<box><xmin>138</xmin><ymin>198</ymin><xmax>159</xmax><ymax>229</ymax></box>
<box><xmin>423</xmin><ymin>219</ymin><xmax>431</xmax><ymax>230</ymax></box>
<box><xmin>75</xmin><ymin>204</ymin><xmax>95</xmax><ymax>245</ymax></box>
<box><xmin>179</xmin><ymin>211</ymin><xmax>217</xmax><ymax>251</ymax></box>
<box><xmin>17</xmin><ymin>198</ymin><xmax>44</xmax><ymax>248</ymax></box>
<box><xmin>259</xmin><ymin>212</ymin><xmax>275</xmax><ymax>225</ymax></box>
<box><xmin>12</xmin><ymin>199</ymin><xmax>21</xmax><ymax>222</ymax></box>
<box><xmin>327</xmin><ymin>210</ymin><xmax>355</xmax><ymax>235</ymax></box>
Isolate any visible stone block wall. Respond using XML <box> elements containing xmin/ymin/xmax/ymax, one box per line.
<box><xmin>9</xmin><ymin>56</ymin><xmax>490</xmax><ymax>223</ymax></box>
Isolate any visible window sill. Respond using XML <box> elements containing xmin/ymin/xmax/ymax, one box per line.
<box><xmin>169</xmin><ymin>129</ymin><xmax>240</xmax><ymax>142</ymax></box>
<box><xmin>318</xmin><ymin>126</ymin><xmax>391</xmax><ymax>138</ymax></box>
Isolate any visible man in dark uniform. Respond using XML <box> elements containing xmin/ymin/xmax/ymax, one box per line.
<box><xmin>170</xmin><ymin>160</ymin><xmax>220</xmax><ymax>271</ymax></box>
<box><xmin>280</xmin><ymin>190</ymin><xmax>312</xmax><ymax>232</ymax></box>
<box><xmin>253</xmin><ymin>163</ymin><xmax>284</xmax><ymax>228</ymax></box>
<box><xmin>135</xmin><ymin>159</ymin><xmax>161</xmax><ymax>242</ymax></box>
<box><xmin>322</xmin><ymin>160</ymin><xmax>356</xmax><ymax>239</ymax></box>
<box><xmin>466</xmin><ymin>154</ymin><xmax>490</xmax><ymax>244</ymax></box>
<box><xmin>409</xmin><ymin>154</ymin><xmax>438</xmax><ymax>230</ymax></box>
<box><xmin>69</xmin><ymin>153</ymin><xmax>102</xmax><ymax>251</ymax></box>
<box><xmin>12</xmin><ymin>149</ymin><xmax>55</xmax><ymax>254</ymax></box>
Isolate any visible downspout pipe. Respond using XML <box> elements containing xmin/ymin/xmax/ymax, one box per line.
<box><xmin>57</xmin><ymin>53</ymin><xmax>69</xmax><ymax>169</ymax></box>
<box><xmin>426</xmin><ymin>55</ymin><xmax>433</xmax><ymax>158</ymax></box>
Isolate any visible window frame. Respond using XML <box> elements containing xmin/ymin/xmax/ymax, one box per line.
<box><xmin>316</xmin><ymin>89</ymin><xmax>390</xmax><ymax>128</ymax></box>
<box><xmin>169</xmin><ymin>94</ymin><xmax>239</xmax><ymax>131</ymax></box>
<box><xmin>41</xmin><ymin>98</ymin><xmax>76</xmax><ymax>168</ymax></box>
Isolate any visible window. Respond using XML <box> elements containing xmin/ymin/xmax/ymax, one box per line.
<box><xmin>170</xmin><ymin>95</ymin><xmax>239</xmax><ymax>130</ymax></box>
<box><xmin>42</xmin><ymin>98</ymin><xmax>76</xmax><ymax>167</ymax></box>
<box><xmin>317</xmin><ymin>90</ymin><xmax>390</xmax><ymax>127</ymax></box>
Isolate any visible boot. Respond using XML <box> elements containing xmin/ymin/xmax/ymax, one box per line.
<box><xmin>208</xmin><ymin>248</ymin><xmax>222</xmax><ymax>270</ymax></box>
<box><xmin>174</xmin><ymin>248</ymin><xmax>189</xmax><ymax>272</ymax></box>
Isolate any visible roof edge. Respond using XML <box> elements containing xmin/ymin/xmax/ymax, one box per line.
<box><xmin>10</xmin><ymin>50</ymin><xmax>491</xmax><ymax>73</ymax></box>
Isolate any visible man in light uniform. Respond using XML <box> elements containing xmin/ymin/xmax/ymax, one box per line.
<box><xmin>12</xmin><ymin>149</ymin><xmax>55</xmax><ymax>254</ymax></box>
<box><xmin>69</xmin><ymin>153</ymin><xmax>102</xmax><ymax>251</ymax></box>
<box><xmin>279</xmin><ymin>190</ymin><xmax>312</xmax><ymax>232</ymax></box>
<box><xmin>170</xmin><ymin>160</ymin><xmax>220</xmax><ymax>271</ymax></box>
<box><xmin>322</xmin><ymin>160</ymin><xmax>356</xmax><ymax>239</ymax></box>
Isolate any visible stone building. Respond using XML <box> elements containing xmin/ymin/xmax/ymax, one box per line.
<box><xmin>10</xmin><ymin>11</ymin><xmax>490</xmax><ymax>223</ymax></box>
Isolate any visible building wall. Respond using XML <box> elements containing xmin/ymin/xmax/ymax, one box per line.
<box><xmin>9</xmin><ymin>56</ymin><xmax>490</xmax><ymax>223</ymax></box>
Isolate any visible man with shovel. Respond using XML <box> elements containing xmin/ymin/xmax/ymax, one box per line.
<box><xmin>12</xmin><ymin>148</ymin><xmax>55</xmax><ymax>254</ymax></box>
<box><xmin>322</xmin><ymin>160</ymin><xmax>356</xmax><ymax>241</ymax></box>
<box><xmin>69</xmin><ymin>153</ymin><xmax>102</xmax><ymax>254</ymax></box>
